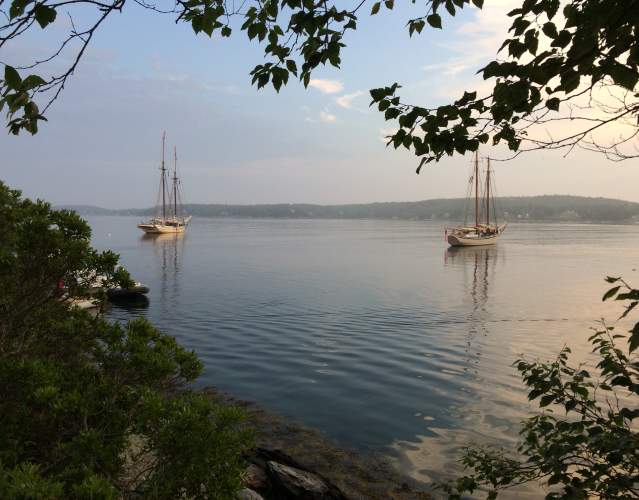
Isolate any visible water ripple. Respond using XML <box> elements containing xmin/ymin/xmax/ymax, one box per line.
<box><xmin>92</xmin><ymin>217</ymin><xmax>639</xmax><ymax>494</ymax></box>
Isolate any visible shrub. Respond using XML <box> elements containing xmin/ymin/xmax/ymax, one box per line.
<box><xmin>443</xmin><ymin>277</ymin><xmax>639</xmax><ymax>499</ymax></box>
<box><xmin>0</xmin><ymin>181</ymin><xmax>251</xmax><ymax>498</ymax></box>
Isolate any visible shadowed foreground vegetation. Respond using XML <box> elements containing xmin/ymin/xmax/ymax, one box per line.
<box><xmin>0</xmin><ymin>181</ymin><xmax>251</xmax><ymax>498</ymax></box>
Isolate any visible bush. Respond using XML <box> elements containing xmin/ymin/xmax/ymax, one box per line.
<box><xmin>443</xmin><ymin>277</ymin><xmax>639</xmax><ymax>499</ymax></box>
<box><xmin>0</xmin><ymin>182</ymin><xmax>251</xmax><ymax>498</ymax></box>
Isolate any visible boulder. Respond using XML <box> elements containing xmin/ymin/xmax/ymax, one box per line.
<box><xmin>266</xmin><ymin>461</ymin><xmax>347</xmax><ymax>500</ymax></box>
<box><xmin>237</xmin><ymin>488</ymin><xmax>265</xmax><ymax>500</ymax></box>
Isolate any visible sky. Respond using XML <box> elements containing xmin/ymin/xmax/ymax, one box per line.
<box><xmin>1</xmin><ymin>0</ymin><xmax>639</xmax><ymax>208</ymax></box>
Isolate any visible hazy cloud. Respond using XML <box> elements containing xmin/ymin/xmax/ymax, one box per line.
<box><xmin>319</xmin><ymin>110</ymin><xmax>337</xmax><ymax>123</ymax></box>
<box><xmin>309</xmin><ymin>79</ymin><xmax>344</xmax><ymax>94</ymax></box>
<box><xmin>336</xmin><ymin>90</ymin><xmax>365</xmax><ymax>109</ymax></box>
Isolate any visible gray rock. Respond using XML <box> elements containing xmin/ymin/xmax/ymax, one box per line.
<box><xmin>237</xmin><ymin>488</ymin><xmax>264</xmax><ymax>500</ymax></box>
<box><xmin>267</xmin><ymin>461</ymin><xmax>347</xmax><ymax>499</ymax></box>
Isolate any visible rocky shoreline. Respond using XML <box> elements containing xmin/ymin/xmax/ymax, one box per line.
<box><xmin>203</xmin><ymin>388</ymin><xmax>431</xmax><ymax>500</ymax></box>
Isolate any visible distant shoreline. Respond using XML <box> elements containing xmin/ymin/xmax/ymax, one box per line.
<box><xmin>83</xmin><ymin>214</ymin><xmax>639</xmax><ymax>226</ymax></box>
<box><xmin>59</xmin><ymin>196</ymin><xmax>639</xmax><ymax>225</ymax></box>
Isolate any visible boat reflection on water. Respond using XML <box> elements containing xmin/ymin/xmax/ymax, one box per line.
<box><xmin>388</xmin><ymin>245</ymin><xmax>525</xmax><ymax>493</ymax></box>
<box><xmin>445</xmin><ymin>246</ymin><xmax>501</xmax><ymax>379</ymax></box>
<box><xmin>445</xmin><ymin>245</ymin><xmax>502</xmax><ymax>313</ymax></box>
<box><xmin>140</xmin><ymin>231</ymin><xmax>185</xmax><ymax>301</ymax></box>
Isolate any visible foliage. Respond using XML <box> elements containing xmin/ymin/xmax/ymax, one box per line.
<box><xmin>1</xmin><ymin>0</ymin><xmax>638</xmax><ymax>163</ymax></box>
<box><xmin>441</xmin><ymin>277</ymin><xmax>639</xmax><ymax>499</ymax></box>
<box><xmin>370</xmin><ymin>0</ymin><xmax>639</xmax><ymax>167</ymax></box>
<box><xmin>0</xmin><ymin>181</ymin><xmax>251</xmax><ymax>498</ymax></box>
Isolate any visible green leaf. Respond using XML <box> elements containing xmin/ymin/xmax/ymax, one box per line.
<box><xmin>539</xmin><ymin>394</ymin><xmax>555</xmax><ymax>407</ymax></box>
<box><xmin>21</xmin><ymin>74</ymin><xmax>46</xmax><ymax>90</ymax></box>
<box><xmin>445</xmin><ymin>0</ymin><xmax>455</xmax><ymax>16</ymax></box>
<box><xmin>4</xmin><ymin>66</ymin><xmax>21</xmax><ymax>89</ymax></box>
<box><xmin>416</xmin><ymin>157</ymin><xmax>428</xmax><ymax>173</ymax></box>
<box><xmin>551</xmin><ymin>30</ymin><xmax>571</xmax><ymax>48</ymax></box>
<box><xmin>285</xmin><ymin>59</ymin><xmax>297</xmax><ymax>75</ymax></box>
<box><xmin>524</xmin><ymin>30</ymin><xmax>538</xmax><ymax>55</ymax></box>
<box><xmin>471</xmin><ymin>0</ymin><xmax>483</xmax><ymax>7</ymax></box>
<box><xmin>34</xmin><ymin>4</ymin><xmax>56</xmax><ymax>29</ymax></box>
<box><xmin>427</xmin><ymin>14</ymin><xmax>442</xmax><ymax>29</ymax></box>
<box><xmin>629</xmin><ymin>322</ymin><xmax>639</xmax><ymax>353</ymax></box>
<box><xmin>221</xmin><ymin>25</ymin><xmax>232</xmax><ymax>37</ymax></box>
<box><xmin>370</xmin><ymin>2</ymin><xmax>380</xmax><ymax>15</ymax></box>
<box><xmin>609</xmin><ymin>63</ymin><xmax>639</xmax><ymax>91</ymax></box>
<box><xmin>542</xmin><ymin>22</ymin><xmax>558</xmax><ymax>39</ymax></box>
<box><xmin>9</xmin><ymin>0</ymin><xmax>31</xmax><ymax>19</ymax></box>
<box><xmin>545</xmin><ymin>97</ymin><xmax>560</xmax><ymax>111</ymax></box>
<box><xmin>603</xmin><ymin>286</ymin><xmax>620</xmax><ymax>302</ymax></box>
<box><xmin>560</xmin><ymin>71</ymin><xmax>580</xmax><ymax>93</ymax></box>
<box><xmin>564</xmin><ymin>400</ymin><xmax>577</xmax><ymax>412</ymax></box>
<box><xmin>385</xmin><ymin>107</ymin><xmax>401</xmax><ymax>120</ymax></box>
<box><xmin>378</xmin><ymin>99</ymin><xmax>391</xmax><ymax>112</ymax></box>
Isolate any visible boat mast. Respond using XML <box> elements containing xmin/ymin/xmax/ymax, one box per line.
<box><xmin>161</xmin><ymin>131</ymin><xmax>166</xmax><ymax>221</ymax></box>
<box><xmin>173</xmin><ymin>146</ymin><xmax>178</xmax><ymax>219</ymax></box>
<box><xmin>475</xmin><ymin>150</ymin><xmax>479</xmax><ymax>230</ymax></box>
<box><xmin>486</xmin><ymin>157</ymin><xmax>490</xmax><ymax>226</ymax></box>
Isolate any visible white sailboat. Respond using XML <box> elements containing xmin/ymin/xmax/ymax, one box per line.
<box><xmin>446</xmin><ymin>152</ymin><xmax>506</xmax><ymax>247</ymax></box>
<box><xmin>138</xmin><ymin>133</ymin><xmax>192</xmax><ymax>234</ymax></box>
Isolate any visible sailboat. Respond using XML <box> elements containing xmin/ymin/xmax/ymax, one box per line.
<box><xmin>445</xmin><ymin>151</ymin><xmax>506</xmax><ymax>247</ymax></box>
<box><xmin>138</xmin><ymin>133</ymin><xmax>192</xmax><ymax>234</ymax></box>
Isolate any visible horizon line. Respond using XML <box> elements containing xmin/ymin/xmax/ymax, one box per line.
<box><xmin>56</xmin><ymin>193</ymin><xmax>639</xmax><ymax>211</ymax></box>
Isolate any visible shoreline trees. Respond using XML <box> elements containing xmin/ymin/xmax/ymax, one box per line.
<box><xmin>0</xmin><ymin>181</ymin><xmax>251</xmax><ymax>498</ymax></box>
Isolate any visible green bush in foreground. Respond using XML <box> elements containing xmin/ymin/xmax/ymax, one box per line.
<box><xmin>444</xmin><ymin>278</ymin><xmax>639</xmax><ymax>498</ymax></box>
<box><xmin>0</xmin><ymin>181</ymin><xmax>251</xmax><ymax>498</ymax></box>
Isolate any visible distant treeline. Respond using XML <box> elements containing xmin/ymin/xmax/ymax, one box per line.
<box><xmin>61</xmin><ymin>196</ymin><xmax>639</xmax><ymax>223</ymax></box>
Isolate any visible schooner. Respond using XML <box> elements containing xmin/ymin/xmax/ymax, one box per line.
<box><xmin>445</xmin><ymin>151</ymin><xmax>506</xmax><ymax>247</ymax></box>
<box><xmin>138</xmin><ymin>133</ymin><xmax>192</xmax><ymax>234</ymax></box>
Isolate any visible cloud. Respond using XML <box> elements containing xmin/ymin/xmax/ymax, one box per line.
<box><xmin>319</xmin><ymin>111</ymin><xmax>337</xmax><ymax>123</ymax></box>
<box><xmin>336</xmin><ymin>90</ymin><xmax>365</xmax><ymax>109</ymax></box>
<box><xmin>308</xmin><ymin>79</ymin><xmax>344</xmax><ymax>94</ymax></box>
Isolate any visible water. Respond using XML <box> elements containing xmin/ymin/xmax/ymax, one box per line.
<box><xmin>91</xmin><ymin>217</ymin><xmax>639</xmax><ymax>492</ymax></box>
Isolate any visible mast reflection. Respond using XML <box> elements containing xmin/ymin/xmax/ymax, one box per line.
<box><xmin>141</xmin><ymin>232</ymin><xmax>184</xmax><ymax>301</ymax></box>
<box><xmin>445</xmin><ymin>245</ymin><xmax>502</xmax><ymax>373</ymax></box>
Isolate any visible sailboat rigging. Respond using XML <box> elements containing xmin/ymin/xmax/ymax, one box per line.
<box><xmin>445</xmin><ymin>151</ymin><xmax>506</xmax><ymax>247</ymax></box>
<box><xmin>137</xmin><ymin>133</ymin><xmax>192</xmax><ymax>234</ymax></box>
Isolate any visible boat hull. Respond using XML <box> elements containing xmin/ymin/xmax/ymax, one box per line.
<box><xmin>137</xmin><ymin>223</ymin><xmax>186</xmax><ymax>234</ymax></box>
<box><xmin>106</xmin><ymin>283</ymin><xmax>150</xmax><ymax>297</ymax></box>
<box><xmin>447</xmin><ymin>233</ymin><xmax>500</xmax><ymax>247</ymax></box>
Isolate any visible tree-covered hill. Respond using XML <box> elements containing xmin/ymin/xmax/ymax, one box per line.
<box><xmin>61</xmin><ymin>195</ymin><xmax>639</xmax><ymax>223</ymax></box>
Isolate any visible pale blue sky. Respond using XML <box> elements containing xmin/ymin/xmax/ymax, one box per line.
<box><xmin>1</xmin><ymin>0</ymin><xmax>638</xmax><ymax>207</ymax></box>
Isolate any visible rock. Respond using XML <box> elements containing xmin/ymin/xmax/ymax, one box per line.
<box><xmin>237</xmin><ymin>488</ymin><xmax>264</xmax><ymax>500</ymax></box>
<box><xmin>267</xmin><ymin>461</ymin><xmax>348</xmax><ymax>500</ymax></box>
<box><xmin>252</xmin><ymin>447</ymin><xmax>310</xmax><ymax>471</ymax></box>
<box><xmin>244</xmin><ymin>463</ymin><xmax>270</xmax><ymax>491</ymax></box>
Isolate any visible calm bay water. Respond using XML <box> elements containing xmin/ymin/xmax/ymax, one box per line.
<box><xmin>91</xmin><ymin>217</ymin><xmax>639</xmax><ymax>492</ymax></box>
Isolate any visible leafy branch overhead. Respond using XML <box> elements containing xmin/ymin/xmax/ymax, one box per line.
<box><xmin>1</xmin><ymin>0</ymin><xmax>638</xmax><ymax>163</ymax></box>
<box><xmin>370</xmin><ymin>0</ymin><xmax>639</xmax><ymax>169</ymax></box>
